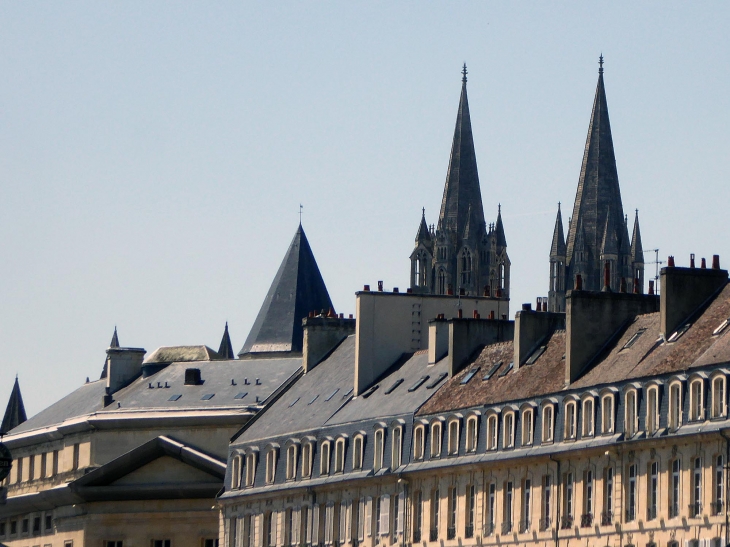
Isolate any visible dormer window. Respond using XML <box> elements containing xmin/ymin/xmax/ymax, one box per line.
<box><xmin>373</xmin><ymin>429</ymin><xmax>385</xmax><ymax>470</ymax></box>
<box><xmin>353</xmin><ymin>434</ymin><xmax>364</xmax><ymax>470</ymax></box>
<box><xmin>669</xmin><ymin>382</ymin><xmax>682</xmax><ymax>430</ymax></box>
<box><xmin>465</xmin><ymin>416</ymin><xmax>478</xmax><ymax>452</ymax></box>
<box><xmin>542</xmin><ymin>405</ymin><xmax>554</xmax><ymax>443</ymax></box>
<box><xmin>624</xmin><ymin>389</ymin><xmax>638</xmax><ymax>438</ymax></box>
<box><xmin>503</xmin><ymin>412</ymin><xmax>515</xmax><ymax>448</ymax></box>
<box><xmin>601</xmin><ymin>394</ymin><xmax>614</xmax><ymax>434</ymax></box>
<box><xmin>231</xmin><ymin>454</ymin><xmax>242</xmax><ymax>489</ymax></box>
<box><xmin>286</xmin><ymin>445</ymin><xmax>298</xmax><ymax>480</ymax></box>
<box><xmin>486</xmin><ymin>414</ymin><xmax>498</xmax><ymax>451</ymax></box>
<box><xmin>521</xmin><ymin>408</ymin><xmax>534</xmax><ymax>446</ymax></box>
<box><xmin>334</xmin><ymin>438</ymin><xmax>346</xmax><ymax>473</ymax></box>
<box><xmin>245</xmin><ymin>452</ymin><xmax>256</xmax><ymax>487</ymax></box>
<box><xmin>689</xmin><ymin>378</ymin><xmax>704</xmax><ymax>422</ymax></box>
<box><xmin>564</xmin><ymin>401</ymin><xmax>577</xmax><ymax>440</ymax></box>
<box><xmin>430</xmin><ymin>421</ymin><xmax>442</xmax><ymax>458</ymax></box>
<box><xmin>321</xmin><ymin>441</ymin><xmax>331</xmax><ymax>475</ymax></box>
<box><xmin>712</xmin><ymin>375</ymin><xmax>726</xmax><ymax>418</ymax></box>
<box><xmin>265</xmin><ymin>448</ymin><xmax>277</xmax><ymax>484</ymax></box>
<box><xmin>413</xmin><ymin>426</ymin><xmax>425</xmax><ymax>460</ymax></box>
<box><xmin>447</xmin><ymin>420</ymin><xmax>460</xmax><ymax>455</ymax></box>
<box><xmin>391</xmin><ymin>425</ymin><xmax>403</xmax><ymax>468</ymax></box>
<box><xmin>646</xmin><ymin>386</ymin><xmax>659</xmax><ymax>434</ymax></box>
<box><xmin>301</xmin><ymin>442</ymin><xmax>312</xmax><ymax>478</ymax></box>
<box><xmin>582</xmin><ymin>397</ymin><xmax>594</xmax><ymax>437</ymax></box>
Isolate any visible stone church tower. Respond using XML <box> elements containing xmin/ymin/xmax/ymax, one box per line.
<box><xmin>410</xmin><ymin>66</ymin><xmax>510</xmax><ymax>298</ymax></box>
<box><xmin>548</xmin><ymin>58</ymin><xmax>644</xmax><ymax>312</ymax></box>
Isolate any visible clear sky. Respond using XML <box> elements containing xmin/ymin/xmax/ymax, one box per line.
<box><xmin>1</xmin><ymin>2</ymin><xmax>728</xmax><ymax>417</ymax></box>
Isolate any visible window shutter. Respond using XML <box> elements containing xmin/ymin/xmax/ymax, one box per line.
<box><xmin>397</xmin><ymin>492</ymin><xmax>405</xmax><ymax>534</ymax></box>
<box><xmin>381</xmin><ymin>495</ymin><xmax>390</xmax><ymax>535</ymax></box>
<box><xmin>311</xmin><ymin>505</ymin><xmax>320</xmax><ymax>545</ymax></box>
<box><xmin>292</xmin><ymin>509</ymin><xmax>301</xmax><ymax>546</ymax></box>
<box><xmin>345</xmin><ymin>501</ymin><xmax>352</xmax><ymax>543</ymax></box>
<box><xmin>357</xmin><ymin>499</ymin><xmax>365</xmax><ymax>541</ymax></box>
<box><xmin>365</xmin><ymin>497</ymin><xmax>372</xmax><ymax>537</ymax></box>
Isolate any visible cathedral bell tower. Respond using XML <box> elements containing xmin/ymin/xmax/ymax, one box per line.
<box><xmin>410</xmin><ymin>65</ymin><xmax>510</xmax><ymax>299</ymax></box>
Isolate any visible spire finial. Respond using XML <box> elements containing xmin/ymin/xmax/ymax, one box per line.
<box><xmin>558</xmin><ymin>201</ymin><xmax>561</xmax><ymax>210</ymax></box>
<box><xmin>299</xmin><ymin>204</ymin><xmax>303</xmax><ymax>225</ymax></box>
<box><xmin>462</xmin><ymin>63</ymin><xmax>468</xmax><ymax>84</ymax></box>
<box><xmin>599</xmin><ymin>54</ymin><xmax>604</xmax><ymax>75</ymax></box>
<box><xmin>498</xmin><ymin>203</ymin><xmax>501</xmax><ymax>214</ymax></box>
<box><xmin>422</xmin><ymin>207</ymin><xmax>425</xmax><ymax>217</ymax></box>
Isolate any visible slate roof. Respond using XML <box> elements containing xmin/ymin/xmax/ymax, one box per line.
<box><xmin>144</xmin><ymin>345</ymin><xmax>222</xmax><ymax>364</ymax></box>
<box><xmin>9</xmin><ymin>357</ymin><xmax>302</xmax><ymax>436</ymax></box>
<box><xmin>550</xmin><ymin>203</ymin><xmax>566</xmax><ymax>257</ymax></box>
<box><xmin>239</xmin><ymin>225</ymin><xmax>333</xmax><ymax>358</ymax></box>
<box><xmin>1</xmin><ymin>377</ymin><xmax>27</xmax><ymax>436</ymax></box>
<box><xmin>218</xmin><ymin>323</ymin><xmax>235</xmax><ymax>360</ymax></box>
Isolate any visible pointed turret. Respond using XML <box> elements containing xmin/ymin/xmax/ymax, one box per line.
<box><xmin>239</xmin><ymin>225</ymin><xmax>333</xmax><ymax>358</ymax></box>
<box><xmin>600</xmin><ymin>208</ymin><xmax>619</xmax><ymax>257</ymax></box>
<box><xmin>415</xmin><ymin>208</ymin><xmax>431</xmax><ymax>244</ymax></box>
<box><xmin>493</xmin><ymin>204</ymin><xmax>507</xmax><ymax>248</ymax></box>
<box><xmin>565</xmin><ymin>56</ymin><xmax>626</xmax><ymax>266</ymax></box>
<box><xmin>218</xmin><ymin>322</ymin><xmax>235</xmax><ymax>360</ymax></box>
<box><xmin>630</xmin><ymin>210</ymin><xmax>643</xmax><ymax>262</ymax></box>
<box><xmin>437</xmin><ymin>64</ymin><xmax>486</xmax><ymax>241</ymax></box>
<box><xmin>1</xmin><ymin>376</ymin><xmax>27</xmax><ymax>436</ymax></box>
<box><xmin>550</xmin><ymin>203</ymin><xmax>566</xmax><ymax>257</ymax></box>
<box><xmin>100</xmin><ymin>327</ymin><xmax>121</xmax><ymax>380</ymax></box>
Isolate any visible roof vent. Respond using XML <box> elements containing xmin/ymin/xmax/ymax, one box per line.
<box><xmin>184</xmin><ymin>368</ymin><xmax>202</xmax><ymax>386</ymax></box>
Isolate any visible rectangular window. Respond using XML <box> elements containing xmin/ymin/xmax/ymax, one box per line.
<box><xmin>22</xmin><ymin>518</ymin><xmax>29</xmax><ymax>533</ymax></box>
<box><xmin>541</xmin><ymin>476</ymin><xmax>551</xmax><ymax>531</ymax></box>
<box><xmin>324</xmin><ymin>504</ymin><xmax>334</xmax><ymax>545</ymax></box>
<box><xmin>503</xmin><ymin>481</ymin><xmax>513</xmax><ymax>533</ymax></box>
<box><xmin>152</xmin><ymin>540</ymin><xmax>171</xmax><ymax>547</ymax></box>
<box><xmin>486</xmin><ymin>483</ymin><xmax>496</xmax><ymax>536</ymax></box>
<box><xmin>339</xmin><ymin>501</ymin><xmax>351</xmax><ymax>544</ymax></box>
<box><xmin>204</xmin><ymin>540</ymin><xmax>219</xmax><ymax>547</ymax></box>
<box><xmin>357</xmin><ymin>499</ymin><xmax>365</xmax><ymax>541</ymax></box>
<box><xmin>33</xmin><ymin>515</ymin><xmax>41</xmax><ymax>533</ymax></box>
<box><xmin>447</xmin><ymin>488</ymin><xmax>457</xmax><ymax>539</ymax></box>
<box><xmin>647</xmin><ymin>462</ymin><xmax>658</xmax><ymax>520</ymax></box>
<box><xmin>521</xmin><ymin>479</ymin><xmax>531</xmax><ymax>533</ymax></box>
<box><xmin>72</xmin><ymin>443</ymin><xmax>80</xmax><ymax>471</ymax></box>
<box><xmin>52</xmin><ymin>450</ymin><xmax>59</xmax><ymax>476</ymax></box>
<box><xmin>40</xmin><ymin>453</ymin><xmax>47</xmax><ymax>479</ymax></box>
<box><xmin>430</xmin><ymin>490</ymin><xmax>439</xmax><ymax>540</ymax></box>
<box><xmin>106</xmin><ymin>542</ymin><xmax>124</xmax><ymax>547</ymax></box>
<box><xmin>17</xmin><ymin>457</ymin><xmax>23</xmax><ymax>483</ymax></box>
<box><xmin>582</xmin><ymin>470</ymin><xmax>593</xmax><ymax>527</ymax></box>
<box><xmin>413</xmin><ymin>491</ymin><xmax>422</xmax><ymax>542</ymax></box>
<box><xmin>465</xmin><ymin>485</ymin><xmax>475</xmax><ymax>538</ymax></box>
<box><xmin>692</xmin><ymin>458</ymin><xmax>702</xmax><ymax>517</ymax></box>
<box><xmin>561</xmin><ymin>473</ymin><xmax>573</xmax><ymax>529</ymax></box>
<box><xmin>29</xmin><ymin>454</ymin><xmax>35</xmax><ymax>481</ymax></box>
<box><xmin>670</xmin><ymin>459</ymin><xmax>681</xmax><ymax>518</ymax></box>
<box><xmin>626</xmin><ymin>464</ymin><xmax>636</xmax><ymax>522</ymax></box>
<box><xmin>602</xmin><ymin>467</ymin><xmax>613</xmax><ymax>525</ymax></box>
<box><xmin>715</xmin><ymin>455</ymin><xmax>725</xmax><ymax>515</ymax></box>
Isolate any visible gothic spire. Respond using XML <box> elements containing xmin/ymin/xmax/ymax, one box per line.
<box><xmin>550</xmin><ymin>203</ymin><xmax>566</xmax><ymax>257</ymax></box>
<box><xmin>218</xmin><ymin>322</ymin><xmax>235</xmax><ymax>360</ymax></box>
<box><xmin>239</xmin><ymin>225</ymin><xmax>333</xmax><ymax>358</ymax></box>
<box><xmin>1</xmin><ymin>376</ymin><xmax>27</xmax><ymax>436</ymax></box>
<box><xmin>110</xmin><ymin>326</ymin><xmax>119</xmax><ymax>348</ymax></box>
<box><xmin>437</xmin><ymin>65</ymin><xmax>486</xmax><ymax>241</ymax></box>
<box><xmin>415</xmin><ymin>208</ymin><xmax>431</xmax><ymax>243</ymax></box>
<box><xmin>600</xmin><ymin>207</ymin><xmax>619</xmax><ymax>256</ymax></box>
<box><xmin>493</xmin><ymin>204</ymin><xmax>507</xmax><ymax>248</ymax></box>
<box><xmin>630</xmin><ymin>209</ymin><xmax>644</xmax><ymax>262</ymax></box>
<box><xmin>565</xmin><ymin>56</ymin><xmax>626</xmax><ymax>264</ymax></box>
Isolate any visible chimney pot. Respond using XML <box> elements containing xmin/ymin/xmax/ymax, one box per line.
<box><xmin>690</xmin><ymin>253</ymin><xmax>696</xmax><ymax>268</ymax></box>
<box><xmin>633</xmin><ymin>277</ymin><xmax>639</xmax><ymax>294</ymax></box>
<box><xmin>406</xmin><ymin>288</ymin><xmax>413</xmax><ymax>294</ymax></box>
<box><xmin>349</xmin><ymin>314</ymin><xmax>353</xmax><ymax>319</ymax></box>
<box><xmin>184</xmin><ymin>368</ymin><xmax>202</xmax><ymax>386</ymax></box>
<box><xmin>713</xmin><ymin>255</ymin><xmax>721</xmax><ymax>269</ymax></box>
<box><xmin>668</xmin><ymin>256</ymin><xmax>675</xmax><ymax>267</ymax></box>
<box><xmin>393</xmin><ymin>287</ymin><xmax>399</xmax><ymax>293</ymax></box>
<box><xmin>458</xmin><ymin>309</ymin><xmax>463</xmax><ymax>319</ymax></box>
<box><xmin>377</xmin><ymin>281</ymin><xmax>384</xmax><ymax>292</ymax></box>
<box><xmin>536</xmin><ymin>298</ymin><xmax>541</xmax><ymax>310</ymax></box>
<box><xmin>489</xmin><ymin>311</ymin><xmax>495</xmax><ymax>320</ymax></box>
<box><xmin>496</xmin><ymin>288</ymin><xmax>502</xmax><ymax>298</ymax></box>
<box><xmin>542</xmin><ymin>301</ymin><xmax>548</xmax><ymax>312</ymax></box>
<box><xmin>473</xmin><ymin>310</ymin><xmax>479</xmax><ymax>319</ymax></box>
<box><xmin>522</xmin><ymin>303</ymin><xmax>532</xmax><ymax>311</ymax></box>
<box><xmin>484</xmin><ymin>285</ymin><xmax>490</xmax><ymax>297</ymax></box>
<box><xmin>648</xmin><ymin>280</ymin><xmax>655</xmax><ymax>295</ymax></box>
<box><xmin>620</xmin><ymin>277</ymin><xmax>627</xmax><ymax>293</ymax></box>
<box><xmin>575</xmin><ymin>274</ymin><xmax>583</xmax><ymax>291</ymax></box>
<box><xmin>363</xmin><ymin>285</ymin><xmax>370</xmax><ymax>292</ymax></box>
<box><xmin>447</xmin><ymin>286</ymin><xmax>454</xmax><ymax>295</ymax></box>
<box><xmin>701</xmin><ymin>258</ymin><xmax>707</xmax><ymax>269</ymax></box>
<box><xmin>459</xmin><ymin>288</ymin><xmax>465</xmax><ymax>296</ymax></box>
<box><xmin>603</xmin><ymin>261</ymin><xmax>611</xmax><ymax>291</ymax></box>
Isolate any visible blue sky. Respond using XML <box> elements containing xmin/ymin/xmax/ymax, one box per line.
<box><xmin>1</xmin><ymin>2</ymin><xmax>728</xmax><ymax>416</ymax></box>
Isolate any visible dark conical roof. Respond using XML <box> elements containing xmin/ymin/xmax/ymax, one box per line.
<box><xmin>239</xmin><ymin>225</ymin><xmax>333</xmax><ymax>358</ymax></box>
<box><xmin>493</xmin><ymin>205</ymin><xmax>507</xmax><ymax>248</ymax></box>
<box><xmin>416</xmin><ymin>208</ymin><xmax>431</xmax><ymax>243</ymax></box>
<box><xmin>218</xmin><ymin>322</ymin><xmax>235</xmax><ymax>360</ymax></box>
<box><xmin>100</xmin><ymin>327</ymin><xmax>120</xmax><ymax>380</ymax></box>
<box><xmin>1</xmin><ymin>376</ymin><xmax>27</xmax><ymax>436</ymax></box>
<box><xmin>437</xmin><ymin>68</ymin><xmax>487</xmax><ymax>240</ymax></box>
<box><xmin>631</xmin><ymin>210</ymin><xmax>644</xmax><ymax>262</ymax></box>
<box><xmin>550</xmin><ymin>203</ymin><xmax>566</xmax><ymax>257</ymax></box>
<box><xmin>565</xmin><ymin>60</ymin><xmax>626</xmax><ymax>265</ymax></box>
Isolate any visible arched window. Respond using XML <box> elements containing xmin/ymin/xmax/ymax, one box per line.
<box><xmin>503</xmin><ymin>412</ymin><xmax>515</xmax><ymax>448</ymax></box>
<box><xmin>301</xmin><ymin>442</ymin><xmax>312</xmax><ymax>478</ymax></box>
<box><xmin>413</xmin><ymin>426</ymin><xmax>425</xmax><ymax>460</ymax></box>
<box><xmin>437</xmin><ymin>269</ymin><xmax>446</xmax><ymax>295</ymax></box>
<box><xmin>352</xmin><ymin>434</ymin><xmax>364</xmax><ymax>470</ymax></box>
<box><xmin>582</xmin><ymin>398</ymin><xmax>594</xmax><ymax>437</ymax></box>
<box><xmin>601</xmin><ymin>394</ymin><xmax>614</xmax><ymax>434</ymax></box>
<box><xmin>334</xmin><ymin>438</ymin><xmax>346</xmax><ymax>473</ymax></box>
<box><xmin>624</xmin><ymin>390</ymin><xmax>637</xmax><ymax>438</ymax></box>
<box><xmin>542</xmin><ymin>405</ymin><xmax>554</xmax><ymax>443</ymax></box>
<box><xmin>286</xmin><ymin>445</ymin><xmax>298</xmax><ymax>480</ymax></box>
<box><xmin>465</xmin><ymin>416</ymin><xmax>478</xmax><ymax>452</ymax></box>
<box><xmin>690</xmin><ymin>378</ymin><xmax>704</xmax><ymax>421</ymax></box>
<box><xmin>447</xmin><ymin>420</ymin><xmax>459</xmax><ymax>455</ymax></box>
<box><xmin>486</xmin><ymin>414</ymin><xmax>498</xmax><ymax>450</ymax></box>
<box><xmin>521</xmin><ymin>408</ymin><xmax>534</xmax><ymax>446</ymax></box>
<box><xmin>266</xmin><ymin>448</ymin><xmax>277</xmax><ymax>484</ymax></box>
<box><xmin>564</xmin><ymin>401</ymin><xmax>577</xmax><ymax>440</ymax></box>
<box><xmin>373</xmin><ymin>429</ymin><xmax>385</xmax><ymax>470</ymax></box>
<box><xmin>669</xmin><ymin>382</ymin><xmax>682</xmax><ymax>430</ymax></box>
<box><xmin>712</xmin><ymin>375</ymin><xmax>726</xmax><ymax>418</ymax></box>
<box><xmin>320</xmin><ymin>441</ymin><xmax>331</xmax><ymax>475</ymax></box>
<box><xmin>646</xmin><ymin>386</ymin><xmax>659</xmax><ymax>434</ymax></box>
<box><xmin>391</xmin><ymin>426</ymin><xmax>402</xmax><ymax>468</ymax></box>
<box><xmin>245</xmin><ymin>452</ymin><xmax>257</xmax><ymax>487</ymax></box>
<box><xmin>231</xmin><ymin>454</ymin><xmax>242</xmax><ymax>489</ymax></box>
<box><xmin>460</xmin><ymin>249</ymin><xmax>472</xmax><ymax>286</ymax></box>
<box><xmin>430</xmin><ymin>421</ymin><xmax>442</xmax><ymax>457</ymax></box>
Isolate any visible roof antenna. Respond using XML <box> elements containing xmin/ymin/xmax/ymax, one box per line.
<box><xmin>462</xmin><ymin>63</ymin><xmax>468</xmax><ymax>84</ymax></box>
<box><xmin>599</xmin><ymin>54</ymin><xmax>604</xmax><ymax>75</ymax></box>
<box><xmin>299</xmin><ymin>204</ymin><xmax>303</xmax><ymax>226</ymax></box>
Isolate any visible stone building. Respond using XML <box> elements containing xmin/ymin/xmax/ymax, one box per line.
<box><xmin>410</xmin><ymin>66</ymin><xmax>510</xmax><ymax>300</ymax></box>
<box><xmin>221</xmin><ymin>254</ymin><xmax>730</xmax><ymax>547</ymax></box>
<box><xmin>0</xmin><ymin>225</ymin><xmax>333</xmax><ymax>547</ymax></box>
<box><xmin>548</xmin><ymin>58</ymin><xmax>644</xmax><ymax>312</ymax></box>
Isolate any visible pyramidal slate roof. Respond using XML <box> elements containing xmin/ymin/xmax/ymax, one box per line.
<box><xmin>550</xmin><ymin>203</ymin><xmax>566</xmax><ymax>257</ymax></box>
<box><xmin>631</xmin><ymin>210</ymin><xmax>644</xmax><ymax>262</ymax></box>
<box><xmin>1</xmin><ymin>376</ymin><xmax>27</xmax><ymax>436</ymax></box>
<box><xmin>239</xmin><ymin>225</ymin><xmax>333</xmax><ymax>358</ymax></box>
<box><xmin>437</xmin><ymin>65</ymin><xmax>486</xmax><ymax>240</ymax></box>
<box><xmin>565</xmin><ymin>59</ymin><xmax>626</xmax><ymax>264</ymax></box>
<box><xmin>100</xmin><ymin>327</ymin><xmax>120</xmax><ymax>380</ymax></box>
<box><xmin>218</xmin><ymin>322</ymin><xmax>235</xmax><ymax>360</ymax></box>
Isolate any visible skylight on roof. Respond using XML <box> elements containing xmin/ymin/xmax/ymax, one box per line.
<box><xmin>234</xmin><ymin>392</ymin><xmax>248</xmax><ymax>399</ymax></box>
<box><xmin>483</xmin><ymin>361</ymin><xmax>502</xmax><ymax>381</ymax></box>
<box><xmin>408</xmin><ymin>376</ymin><xmax>430</xmax><ymax>392</ymax></box>
<box><xmin>362</xmin><ymin>385</ymin><xmax>379</xmax><ymax>398</ymax></box>
<box><xmin>713</xmin><ymin>318</ymin><xmax>730</xmax><ymax>336</ymax></box>
<box><xmin>342</xmin><ymin>388</ymin><xmax>353</xmax><ymax>399</ymax></box>
<box><xmin>667</xmin><ymin>323</ymin><xmax>691</xmax><ymax>343</ymax></box>
<box><xmin>168</xmin><ymin>394</ymin><xmax>182</xmax><ymax>401</ymax></box>
<box><xmin>308</xmin><ymin>395</ymin><xmax>319</xmax><ymax>405</ymax></box>
<box><xmin>288</xmin><ymin>397</ymin><xmax>300</xmax><ymax>408</ymax></box>
<box><xmin>426</xmin><ymin>372</ymin><xmax>448</xmax><ymax>389</ymax></box>
<box><xmin>498</xmin><ymin>362</ymin><xmax>514</xmax><ymax>377</ymax></box>
<box><xmin>460</xmin><ymin>368</ymin><xmax>480</xmax><ymax>385</ymax></box>
<box><xmin>384</xmin><ymin>379</ymin><xmax>404</xmax><ymax>395</ymax></box>
<box><xmin>325</xmin><ymin>388</ymin><xmax>340</xmax><ymax>401</ymax></box>
<box><xmin>201</xmin><ymin>394</ymin><xmax>215</xmax><ymax>400</ymax></box>
<box><xmin>623</xmin><ymin>328</ymin><xmax>647</xmax><ymax>349</ymax></box>
<box><xmin>525</xmin><ymin>346</ymin><xmax>546</xmax><ymax>365</ymax></box>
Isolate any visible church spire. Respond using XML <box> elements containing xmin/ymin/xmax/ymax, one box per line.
<box><xmin>110</xmin><ymin>326</ymin><xmax>119</xmax><ymax>348</ymax></box>
<box><xmin>1</xmin><ymin>376</ymin><xmax>27</xmax><ymax>436</ymax></box>
<box><xmin>630</xmin><ymin>209</ymin><xmax>644</xmax><ymax>262</ymax></box>
<box><xmin>415</xmin><ymin>208</ymin><xmax>431</xmax><ymax>243</ymax></box>
<box><xmin>437</xmin><ymin>64</ymin><xmax>486</xmax><ymax>242</ymax></box>
<box><xmin>218</xmin><ymin>322</ymin><xmax>235</xmax><ymax>360</ymax></box>
<box><xmin>550</xmin><ymin>203</ymin><xmax>566</xmax><ymax>257</ymax></box>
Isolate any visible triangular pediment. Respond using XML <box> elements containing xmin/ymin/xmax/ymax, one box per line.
<box><xmin>111</xmin><ymin>455</ymin><xmax>220</xmax><ymax>486</ymax></box>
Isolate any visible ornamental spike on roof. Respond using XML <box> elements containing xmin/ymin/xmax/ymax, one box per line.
<box><xmin>1</xmin><ymin>376</ymin><xmax>27</xmax><ymax>436</ymax></box>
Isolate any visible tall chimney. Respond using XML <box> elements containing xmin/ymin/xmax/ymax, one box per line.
<box><xmin>106</xmin><ymin>347</ymin><xmax>146</xmax><ymax>394</ymax></box>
